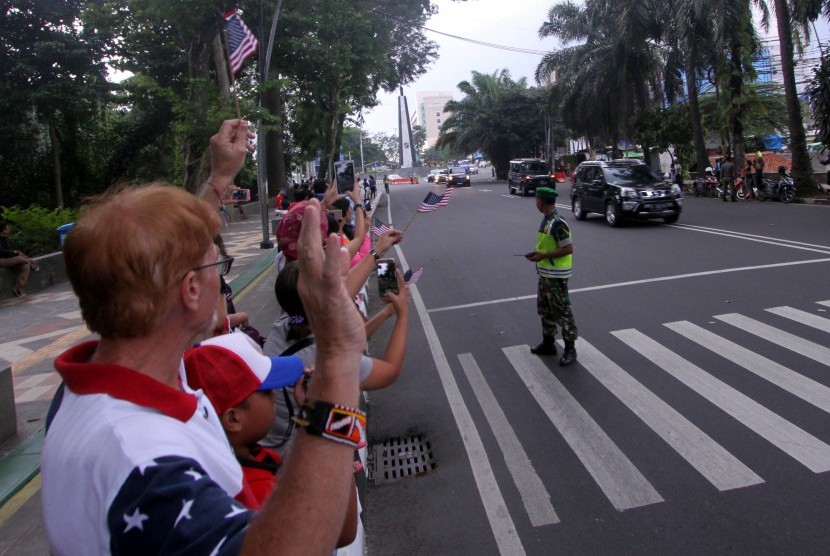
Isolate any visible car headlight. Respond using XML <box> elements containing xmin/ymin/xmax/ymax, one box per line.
<box><xmin>620</xmin><ymin>187</ymin><xmax>639</xmax><ymax>200</ymax></box>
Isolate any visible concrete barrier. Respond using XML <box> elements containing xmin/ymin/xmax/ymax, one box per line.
<box><xmin>0</xmin><ymin>367</ymin><xmax>15</xmax><ymax>444</ymax></box>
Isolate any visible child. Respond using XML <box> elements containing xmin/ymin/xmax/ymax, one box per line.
<box><xmin>185</xmin><ymin>332</ymin><xmax>359</xmax><ymax>546</ymax></box>
<box><xmin>184</xmin><ymin>332</ymin><xmax>305</xmax><ymax>507</ymax></box>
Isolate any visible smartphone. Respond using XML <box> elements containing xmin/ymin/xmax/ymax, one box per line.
<box><xmin>377</xmin><ymin>258</ymin><xmax>398</xmax><ymax>297</ymax></box>
<box><xmin>334</xmin><ymin>160</ymin><xmax>356</xmax><ymax>194</ymax></box>
<box><xmin>231</xmin><ymin>188</ymin><xmax>250</xmax><ymax>202</ymax></box>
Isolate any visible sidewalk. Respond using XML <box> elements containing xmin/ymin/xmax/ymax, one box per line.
<box><xmin>0</xmin><ymin>215</ymin><xmax>279</xmax><ymax>553</ymax></box>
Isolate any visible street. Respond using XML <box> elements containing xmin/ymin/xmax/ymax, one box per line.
<box><xmin>365</xmin><ymin>172</ymin><xmax>830</xmax><ymax>554</ymax></box>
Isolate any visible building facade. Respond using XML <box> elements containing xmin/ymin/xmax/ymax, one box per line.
<box><xmin>416</xmin><ymin>91</ymin><xmax>454</xmax><ymax>149</ymax></box>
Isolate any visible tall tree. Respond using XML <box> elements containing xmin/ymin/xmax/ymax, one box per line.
<box><xmin>438</xmin><ymin>70</ymin><xmax>546</xmax><ymax>178</ymax></box>
<box><xmin>1</xmin><ymin>0</ymin><xmax>109</xmax><ymax>207</ymax></box>
<box><xmin>769</xmin><ymin>0</ymin><xmax>817</xmax><ymax>188</ymax></box>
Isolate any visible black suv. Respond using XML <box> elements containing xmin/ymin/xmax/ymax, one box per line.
<box><xmin>508</xmin><ymin>158</ymin><xmax>553</xmax><ymax>196</ymax></box>
<box><xmin>444</xmin><ymin>166</ymin><xmax>471</xmax><ymax>187</ymax></box>
<box><xmin>570</xmin><ymin>160</ymin><xmax>682</xmax><ymax>226</ymax></box>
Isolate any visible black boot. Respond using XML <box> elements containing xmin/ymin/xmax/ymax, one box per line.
<box><xmin>530</xmin><ymin>338</ymin><xmax>557</xmax><ymax>356</ymax></box>
<box><xmin>559</xmin><ymin>341</ymin><xmax>577</xmax><ymax>367</ymax></box>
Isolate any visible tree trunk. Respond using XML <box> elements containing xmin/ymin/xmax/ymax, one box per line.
<box><xmin>320</xmin><ymin>87</ymin><xmax>342</xmax><ymax>181</ymax></box>
<box><xmin>774</xmin><ymin>0</ymin><xmax>816</xmax><ymax>189</ymax></box>
<box><xmin>212</xmin><ymin>33</ymin><xmax>231</xmax><ymax>101</ymax></box>
<box><xmin>183</xmin><ymin>32</ymin><xmax>211</xmax><ymax>192</ymax></box>
<box><xmin>685</xmin><ymin>55</ymin><xmax>710</xmax><ymax>178</ymax></box>
<box><xmin>48</xmin><ymin>121</ymin><xmax>64</xmax><ymax>209</ymax></box>
<box><xmin>265</xmin><ymin>85</ymin><xmax>287</xmax><ymax>196</ymax></box>
<box><xmin>727</xmin><ymin>40</ymin><xmax>746</xmax><ymax>170</ymax></box>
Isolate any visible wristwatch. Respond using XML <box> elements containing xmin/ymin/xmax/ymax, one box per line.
<box><xmin>292</xmin><ymin>401</ymin><xmax>366</xmax><ymax>448</ymax></box>
<box><xmin>369</xmin><ymin>249</ymin><xmax>381</xmax><ymax>262</ymax></box>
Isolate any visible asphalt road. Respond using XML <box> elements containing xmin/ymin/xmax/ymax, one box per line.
<box><xmin>364</xmin><ymin>172</ymin><xmax>830</xmax><ymax>554</ymax></box>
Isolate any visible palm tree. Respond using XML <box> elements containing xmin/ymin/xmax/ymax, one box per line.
<box><xmin>438</xmin><ymin>70</ymin><xmax>546</xmax><ymax>178</ymax></box>
<box><xmin>536</xmin><ymin>0</ymin><xmax>680</xmax><ymax>165</ymax></box>
<box><xmin>669</xmin><ymin>0</ymin><xmax>719</xmax><ymax>176</ymax></box>
<box><xmin>770</xmin><ymin>0</ymin><xmax>819</xmax><ymax>189</ymax></box>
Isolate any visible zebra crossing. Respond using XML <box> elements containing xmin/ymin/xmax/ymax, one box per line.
<box><xmin>456</xmin><ymin>299</ymin><xmax>830</xmax><ymax>527</ymax></box>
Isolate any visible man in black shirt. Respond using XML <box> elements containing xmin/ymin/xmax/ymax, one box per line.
<box><xmin>0</xmin><ymin>220</ymin><xmax>39</xmax><ymax>297</ymax></box>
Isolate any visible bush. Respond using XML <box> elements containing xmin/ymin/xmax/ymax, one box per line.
<box><xmin>1</xmin><ymin>205</ymin><xmax>79</xmax><ymax>256</ymax></box>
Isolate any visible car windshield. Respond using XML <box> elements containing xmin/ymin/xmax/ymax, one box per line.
<box><xmin>603</xmin><ymin>165</ymin><xmax>661</xmax><ymax>185</ymax></box>
<box><xmin>521</xmin><ymin>162</ymin><xmax>547</xmax><ymax>174</ymax></box>
<box><xmin>450</xmin><ymin>167</ymin><xmax>465</xmax><ymax>173</ymax></box>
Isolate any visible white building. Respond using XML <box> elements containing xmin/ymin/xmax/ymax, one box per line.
<box><xmin>416</xmin><ymin>91</ymin><xmax>454</xmax><ymax>149</ymax></box>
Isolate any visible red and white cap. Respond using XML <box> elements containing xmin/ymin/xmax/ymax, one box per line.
<box><xmin>184</xmin><ymin>332</ymin><xmax>304</xmax><ymax>415</ymax></box>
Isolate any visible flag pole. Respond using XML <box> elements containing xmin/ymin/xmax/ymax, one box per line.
<box><xmin>401</xmin><ymin>210</ymin><xmax>419</xmax><ymax>233</ymax></box>
<box><xmin>221</xmin><ymin>28</ymin><xmax>243</xmax><ymax>120</ymax></box>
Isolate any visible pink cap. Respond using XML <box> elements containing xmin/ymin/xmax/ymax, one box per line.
<box><xmin>276</xmin><ymin>201</ymin><xmax>328</xmax><ymax>260</ymax></box>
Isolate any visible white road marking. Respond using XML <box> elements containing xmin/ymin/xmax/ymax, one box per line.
<box><xmin>612</xmin><ymin>329</ymin><xmax>830</xmax><ymax>473</ymax></box>
<box><xmin>715</xmin><ymin>313</ymin><xmax>830</xmax><ymax>366</ymax></box>
<box><xmin>766</xmin><ymin>306</ymin><xmax>830</xmax><ymax>334</ymax></box>
<box><xmin>671</xmin><ymin>224</ymin><xmax>830</xmax><ymax>254</ymax></box>
<box><xmin>394</xmin><ymin>241</ymin><xmax>525</xmax><ymax>554</ymax></box>
<box><xmin>428</xmin><ymin>257</ymin><xmax>830</xmax><ymax>314</ymax></box>
<box><xmin>458</xmin><ymin>353</ymin><xmax>560</xmax><ymax>526</ymax></box>
<box><xmin>666</xmin><ymin>320</ymin><xmax>830</xmax><ymax>414</ymax></box>
<box><xmin>575</xmin><ymin>338</ymin><xmax>763</xmax><ymax>491</ymax></box>
<box><xmin>818</xmin><ymin>300</ymin><xmax>830</xmax><ymax>309</ymax></box>
<box><xmin>504</xmin><ymin>345</ymin><xmax>664</xmax><ymax>512</ymax></box>
<box><xmin>15</xmin><ymin>385</ymin><xmax>55</xmax><ymax>403</ymax></box>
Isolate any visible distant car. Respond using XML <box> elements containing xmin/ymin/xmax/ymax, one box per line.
<box><xmin>427</xmin><ymin>169</ymin><xmax>443</xmax><ymax>183</ymax></box>
<box><xmin>570</xmin><ymin>159</ymin><xmax>683</xmax><ymax>226</ymax></box>
<box><xmin>445</xmin><ymin>167</ymin><xmax>471</xmax><ymax>187</ymax></box>
<box><xmin>435</xmin><ymin>168</ymin><xmax>450</xmax><ymax>184</ymax></box>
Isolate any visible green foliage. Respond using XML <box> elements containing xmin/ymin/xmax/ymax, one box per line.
<box><xmin>1</xmin><ymin>205</ymin><xmax>79</xmax><ymax>256</ymax></box>
<box><xmin>438</xmin><ymin>70</ymin><xmax>546</xmax><ymax>177</ymax></box>
<box><xmin>810</xmin><ymin>53</ymin><xmax>830</xmax><ymax>154</ymax></box>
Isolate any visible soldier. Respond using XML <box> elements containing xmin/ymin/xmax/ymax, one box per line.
<box><xmin>526</xmin><ymin>187</ymin><xmax>578</xmax><ymax>367</ymax></box>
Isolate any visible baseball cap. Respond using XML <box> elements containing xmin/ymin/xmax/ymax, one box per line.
<box><xmin>184</xmin><ymin>332</ymin><xmax>304</xmax><ymax>415</ymax></box>
<box><xmin>276</xmin><ymin>201</ymin><xmax>328</xmax><ymax>261</ymax></box>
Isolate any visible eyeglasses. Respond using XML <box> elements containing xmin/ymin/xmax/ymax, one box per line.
<box><xmin>188</xmin><ymin>256</ymin><xmax>234</xmax><ymax>278</ymax></box>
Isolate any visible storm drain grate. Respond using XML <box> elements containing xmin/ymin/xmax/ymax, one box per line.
<box><xmin>368</xmin><ymin>434</ymin><xmax>436</xmax><ymax>485</ymax></box>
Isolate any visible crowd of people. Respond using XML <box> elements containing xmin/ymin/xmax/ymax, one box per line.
<box><xmin>40</xmin><ymin>119</ymin><xmax>409</xmax><ymax>554</ymax></box>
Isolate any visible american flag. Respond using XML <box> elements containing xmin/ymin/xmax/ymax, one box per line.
<box><xmin>418</xmin><ymin>192</ymin><xmax>443</xmax><ymax>213</ymax></box>
<box><xmin>224</xmin><ymin>10</ymin><xmax>258</xmax><ymax>75</ymax></box>
<box><xmin>438</xmin><ymin>187</ymin><xmax>453</xmax><ymax>206</ymax></box>
<box><xmin>404</xmin><ymin>267</ymin><xmax>423</xmax><ymax>285</ymax></box>
<box><xmin>371</xmin><ymin>217</ymin><xmax>391</xmax><ymax>237</ymax></box>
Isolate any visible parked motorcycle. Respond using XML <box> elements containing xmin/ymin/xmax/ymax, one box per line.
<box><xmin>756</xmin><ymin>166</ymin><xmax>796</xmax><ymax>203</ymax></box>
<box><xmin>694</xmin><ymin>167</ymin><xmax>719</xmax><ymax>197</ymax></box>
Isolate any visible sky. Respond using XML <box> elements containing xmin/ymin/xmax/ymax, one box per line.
<box><xmin>361</xmin><ymin>0</ymin><xmax>559</xmax><ymax>136</ymax></box>
<box><xmin>361</xmin><ymin>0</ymin><xmax>830</xmax><ymax>138</ymax></box>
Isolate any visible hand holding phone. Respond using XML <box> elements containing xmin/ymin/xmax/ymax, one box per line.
<box><xmin>377</xmin><ymin>258</ymin><xmax>399</xmax><ymax>297</ymax></box>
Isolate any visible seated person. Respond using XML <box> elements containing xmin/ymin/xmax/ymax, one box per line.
<box><xmin>261</xmin><ymin>260</ymin><xmax>409</xmax><ymax>450</ymax></box>
<box><xmin>0</xmin><ymin>220</ymin><xmax>39</xmax><ymax>297</ymax></box>
<box><xmin>184</xmin><ymin>332</ymin><xmax>305</xmax><ymax>507</ymax></box>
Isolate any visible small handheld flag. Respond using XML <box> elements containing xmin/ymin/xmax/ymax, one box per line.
<box><xmin>404</xmin><ymin>267</ymin><xmax>423</xmax><ymax>285</ymax></box>
<box><xmin>418</xmin><ymin>192</ymin><xmax>443</xmax><ymax>213</ymax></box>
<box><xmin>224</xmin><ymin>10</ymin><xmax>258</xmax><ymax>75</ymax></box>
<box><xmin>371</xmin><ymin>217</ymin><xmax>391</xmax><ymax>237</ymax></box>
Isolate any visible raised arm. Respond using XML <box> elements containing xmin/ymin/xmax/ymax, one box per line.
<box><xmin>241</xmin><ymin>200</ymin><xmax>364</xmax><ymax>555</ymax></box>
<box><xmin>361</xmin><ymin>270</ymin><xmax>409</xmax><ymax>391</ymax></box>
<box><xmin>345</xmin><ymin>229</ymin><xmax>403</xmax><ymax>298</ymax></box>
<box><xmin>198</xmin><ymin>119</ymin><xmax>255</xmax><ymax>210</ymax></box>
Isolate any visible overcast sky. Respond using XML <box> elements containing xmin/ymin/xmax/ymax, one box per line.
<box><xmin>361</xmin><ymin>0</ymin><xmax>830</xmax><ymax>138</ymax></box>
<box><xmin>362</xmin><ymin>0</ymin><xmax>558</xmax><ymax>136</ymax></box>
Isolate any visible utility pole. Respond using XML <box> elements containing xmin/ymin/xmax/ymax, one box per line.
<box><xmin>359</xmin><ymin>128</ymin><xmax>365</xmax><ymax>173</ymax></box>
